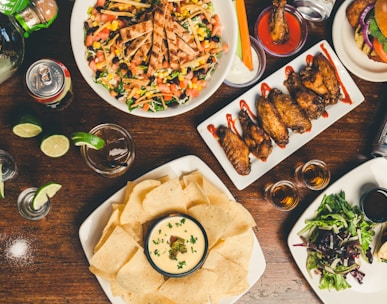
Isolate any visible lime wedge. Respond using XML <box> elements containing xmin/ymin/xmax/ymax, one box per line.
<box><xmin>40</xmin><ymin>134</ymin><xmax>70</xmax><ymax>158</ymax></box>
<box><xmin>71</xmin><ymin>132</ymin><xmax>105</xmax><ymax>150</ymax></box>
<box><xmin>12</xmin><ymin>113</ymin><xmax>43</xmax><ymax>138</ymax></box>
<box><xmin>32</xmin><ymin>182</ymin><xmax>62</xmax><ymax>210</ymax></box>
<box><xmin>0</xmin><ymin>163</ymin><xmax>4</xmax><ymax>199</ymax></box>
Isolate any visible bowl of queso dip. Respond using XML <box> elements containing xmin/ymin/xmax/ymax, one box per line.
<box><xmin>144</xmin><ymin>213</ymin><xmax>208</xmax><ymax>277</ymax></box>
<box><xmin>255</xmin><ymin>4</ymin><xmax>308</xmax><ymax>57</ymax></box>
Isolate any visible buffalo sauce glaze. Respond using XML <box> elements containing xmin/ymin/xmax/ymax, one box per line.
<box><xmin>257</xmin><ymin>10</ymin><xmax>301</xmax><ymax>55</ymax></box>
<box><xmin>320</xmin><ymin>43</ymin><xmax>352</xmax><ymax>105</ymax></box>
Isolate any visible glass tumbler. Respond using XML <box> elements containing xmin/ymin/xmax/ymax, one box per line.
<box><xmin>81</xmin><ymin>123</ymin><xmax>135</xmax><ymax>178</ymax></box>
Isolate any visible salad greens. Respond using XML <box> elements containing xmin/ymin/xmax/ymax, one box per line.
<box><xmin>296</xmin><ymin>191</ymin><xmax>376</xmax><ymax>291</ymax></box>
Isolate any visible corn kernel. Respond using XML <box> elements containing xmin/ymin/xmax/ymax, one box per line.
<box><xmin>93</xmin><ymin>41</ymin><xmax>101</xmax><ymax>49</ymax></box>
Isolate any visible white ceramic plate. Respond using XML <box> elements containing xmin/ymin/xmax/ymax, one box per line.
<box><xmin>70</xmin><ymin>0</ymin><xmax>237</xmax><ymax>118</ymax></box>
<box><xmin>332</xmin><ymin>0</ymin><xmax>387</xmax><ymax>82</ymax></box>
<box><xmin>197</xmin><ymin>40</ymin><xmax>364</xmax><ymax>190</ymax></box>
<box><xmin>79</xmin><ymin>155</ymin><xmax>266</xmax><ymax>304</ymax></box>
<box><xmin>288</xmin><ymin>157</ymin><xmax>387</xmax><ymax>304</ymax></box>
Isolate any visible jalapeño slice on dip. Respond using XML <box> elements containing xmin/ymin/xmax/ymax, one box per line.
<box><xmin>145</xmin><ymin>213</ymin><xmax>208</xmax><ymax>277</ymax></box>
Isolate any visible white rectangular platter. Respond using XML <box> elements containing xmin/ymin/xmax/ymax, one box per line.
<box><xmin>79</xmin><ymin>155</ymin><xmax>266</xmax><ymax>304</ymax></box>
<box><xmin>197</xmin><ymin>40</ymin><xmax>364</xmax><ymax>190</ymax></box>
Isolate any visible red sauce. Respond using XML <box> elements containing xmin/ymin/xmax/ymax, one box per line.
<box><xmin>284</xmin><ymin>66</ymin><xmax>294</xmax><ymax>78</ymax></box>
<box><xmin>256</xmin><ymin>10</ymin><xmax>302</xmax><ymax>56</ymax></box>
<box><xmin>320</xmin><ymin>43</ymin><xmax>352</xmax><ymax>104</ymax></box>
<box><xmin>306</xmin><ymin>54</ymin><xmax>313</xmax><ymax>66</ymax></box>
<box><xmin>261</xmin><ymin>83</ymin><xmax>271</xmax><ymax>97</ymax></box>
<box><xmin>240</xmin><ymin>99</ymin><xmax>256</xmax><ymax>120</ymax></box>
<box><xmin>207</xmin><ymin>124</ymin><xmax>217</xmax><ymax>138</ymax></box>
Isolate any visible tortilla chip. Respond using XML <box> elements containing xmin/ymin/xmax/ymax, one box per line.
<box><xmin>142</xmin><ymin>178</ymin><xmax>187</xmax><ymax>218</ymax></box>
<box><xmin>182</xmin><ymin>171</ymin><xmax>224</xmax><ymax>196</ymax></box>
<box><xmin>123</xmin><ymin>292</ymin><xmax>175</xmax><ymax>304</ymax></box>
<box><xmin>89</xmin><ymin>225</ymin><xmax>140</xmax><ymax>280</ymax></box>
<box><xmin>120</xmin><ymin>179</ymin><xmax>161</xmax><ymax>225</ymax></box>
<box><xmin>158</xmin><ymin>269</ymin><xmax>217</xmax><ymax>304</ymax></box>
<box><xmin>212</xmin><ymin>230</ymin><xmax>254</xmax><ymax>271</ymax></box>
<box><xmin>208</xmin><ymin>193</ymin><xmax>256</xmax><ymax>237</ymax></box>
<box><xmin>202</xmin><ymin>250</ymin><xmax>249</xmax><ymax>296</ymax></box>
<box><xmin>187</xmin><ymin>204</ymin><xmax>233</xmax><ymax>248</ymax></box>
<box><xmin>182</xmin><ymin>179</ymin><xmax>210</xmax><ymax>208</ymax></box>
<box><xmin>116</xmin><ymin>249</ymin><xmax>165</xmax><ymax>294</ymax></box>
<box><xmin>94</xmin><ymin>206</ymin><xmax>123</xmax><ymax>253</ymax></box>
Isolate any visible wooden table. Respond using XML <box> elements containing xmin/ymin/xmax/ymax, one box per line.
<box><xmin>0</xmin><ymin>0</ymin><xmax>386</xmax><ymax>303</ymax></box>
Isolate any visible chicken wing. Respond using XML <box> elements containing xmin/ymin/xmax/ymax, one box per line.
<box><xmin>269</xmin><ymin>0</ymin><xmax>289</xmax><ymax>44</ymax></box>
<box><xmin>312</xmin><ymin>53</ymin><xmax>341</xmax><ymax>105</ymax></box>
<box><xmin>217</xmin><ymin>125</ymin><xmax>251</xmax><ymax>176</ymax></box>
<box><xmin>239</xmin><ymin>109</ymin><xmax>273</xmax><ymax>161</ymax></box>
<box><xmin>268</xmin><ymin>88</ymin><xmax>311</xmax><ymax>133</ymax></box>
<box><xmin>284</xmin><ymin>70</ymin><xmax>325</xmax><ymax>120</ymax></box>
<box><xmin>256</xmin><ymin>95</ymin><xmax>289</xmax><ymax>147</ymax></box>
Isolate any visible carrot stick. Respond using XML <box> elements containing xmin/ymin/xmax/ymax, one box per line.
<box><xmin>235</xmin><ymin>0</ymin><xmax>253</xmax><ymax>71</ymax></box>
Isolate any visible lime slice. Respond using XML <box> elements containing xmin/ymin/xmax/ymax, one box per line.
<box><xmin>0</xmin><ymin>163</ymin><xmax>4</xmax><ymax>199</ymax></box>
<box><xmin>40</xmin><ymin>134</ymin><xmax>70</xmax><ymax>158</ymax></box>
<box><xmin>12</xmin><ymin>113</ymin><xmax>43</xmax><ymax>138</ymax></box>
<box><xmin>71</xmin><ymin>132</ymin><xmax>105</xmax><ymax>150</ymax></box>
<box><xmin>32</xmin><ymin>182</ymin><xmax>62</xmax><ymax>210</ymax></box>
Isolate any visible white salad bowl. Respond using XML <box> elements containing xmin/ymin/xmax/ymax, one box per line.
<box><xmin>70</xmin><ymin>0</ymin><xmax>238</xmax><ymax>118</ymax></box>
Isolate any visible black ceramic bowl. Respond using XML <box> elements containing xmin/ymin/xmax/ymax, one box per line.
<box><xmin>144</xmin><ymin>213</ymin><xmax>208</xmax><ymax>277</ymax></box>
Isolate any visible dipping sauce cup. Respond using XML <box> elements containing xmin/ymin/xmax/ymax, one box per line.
<box><xmin>224</xmin><ymin>36</ymin><xmax>266</xmax><ymax>88</ymax></box>
<box><xmin>255</xmin><ymin>5</ymin><xmax>308</xmax><ymax>57</ymax></box>
<box><xmin>144</xmin><ymin>213</ymin><xmax>208</xmax><ymax>278</ymax></box>
<box><xmin>360</xmin><ymin>187</ymin><xmax>387</xmax><ymax>223</ymax></box>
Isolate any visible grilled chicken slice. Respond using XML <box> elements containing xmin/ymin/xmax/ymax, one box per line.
<box><xmin>284</xmin><ymin>70</ymin><xmax>325</xmax><ymax>120</ymax></box>
<box><xmin>148</xmin><ymin>5</ymin><xmax>167</xmax><ymax>76</ymax></box>
<box><xmin>269</xmin><ymin>0</ymin><xmax>289</xmax><ymax>44</ymax></box>
<box><xmin>268</xmin><ymin>88</ymin><xmax>311</xmax><ymax>133</ymax></box>
<box><xmin>312</xmin><ymin>53</ymin><xmax>341</xmax><ymax>105</ymax></box>
<box><xmin>239</xmin><ymin>109</ymin><xmax>273</xmax><ymax>161</ymax></box>
<box><xmin>217</xmin><ymin>125</ymin><xmax>251</xmax><ymax>176</ymax></box>
<box><xmin>256</xmin><ymin>95</ymin><xmax>289</xmax><ymax>147</ymax></box>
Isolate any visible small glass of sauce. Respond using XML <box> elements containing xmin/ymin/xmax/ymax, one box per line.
<box><xmin>360</xmin><ymin>187</ymin><xmax>387</xmax><ymax>223</ymax></box>
<box><xmin>254</xmin><ymin>4</ymin><xmax>308</xmax><ymax>57</ymax></box>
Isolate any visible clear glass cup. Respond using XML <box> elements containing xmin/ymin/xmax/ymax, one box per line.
<box><xmin>264</xmin><ymin>180</ymin><xmax>300</xmax><ymax>211</ymax></box>
<box><xmin>0</xmin><ymin>149</ymin><xmax>17</xmax><ymax>181</ymax></box>
<box><xmin>81</xmin><ymin>123</ymin><xmax>135</xmax><ymax>178</ymax></box>
<box><xmin>17</xmin><ymin>187</ymin><xmax>50</xmax><ymax>221</ymax></box>
<box><xmin>295</xmin><ymin>159</ymin><xmax>331</xmax><ymax>191</ymax></box>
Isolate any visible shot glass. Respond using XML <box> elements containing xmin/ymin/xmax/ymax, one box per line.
<box><xmin>264</xmin><ymin>180</ymin><xmax>300</xmax><ymax>211</ymax></box>
<box><xmin>81</xmin><ymin>123</ymin><xmax>135</xmax><ymax>178</ymax></box>
<box><xmin>17</xmin><ymin>187</ymin><xmax>50</xmax><ymax>221</ymax></box>
<box><xmin>0</xmin><ymin>149</ymin><xmax>17</xmax><ymax>181</ymax></box>
<box><xmin>295</xmin><ymin>159</ymin><xmax>331</xmax><ymax>191</ymax></box>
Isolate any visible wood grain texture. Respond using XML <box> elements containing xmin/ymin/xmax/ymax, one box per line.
<box><xmin>0</xmin><ymin>1</ymin><xmax>386</xmax><ymax>303</ymax></box>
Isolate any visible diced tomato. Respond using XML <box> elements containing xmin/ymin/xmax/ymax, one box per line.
<box><xmin>88</xmin><ymin>60</ymin><xmax>97</xmax><ymax>72</ymax></box>
<box><xmin>158</xmin><ymin>83</ymin><xmax>171</xmax><ymax>94</ymax></box>
<box><xmin>85</xmin><ymin>35</ymin><xmax>94</xmax><ymax>47</ymax></box>
<box><xmin>197</xmin><ymin>79</ymin><xmax>207</xmax><ymax>88</ymax></box>
<box><xmin>96</xmin><ymin>0</ymin><xmax>106</xmax><ymax>7</ymax></box>
<box><xmin>101</xmin><ymin>13</ymin><xmax>116</xmax><ymax>22</ymax></box>
<box><xmin>96</xmin><ymin>27</ymin><xmax>110</xmax><ymax>41</ymax></box>
<box><xmin>373</xmin><ymin>38</ymin><xmax>387</xmax><ymax>63</ymax></box>
<box><xmin>96</xmin><ymin>50</ymin><xmax>105</xmax><ymax>63</ymax></box>
<box><xmin>179</xmin><ymin>79</ymin><xmax>188</xmax><ymax>89</ymax></box>
<box><xmin>186</xmin><ymin>88</ymin><xmax>200</xmax><ymax>98</ymax></box>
